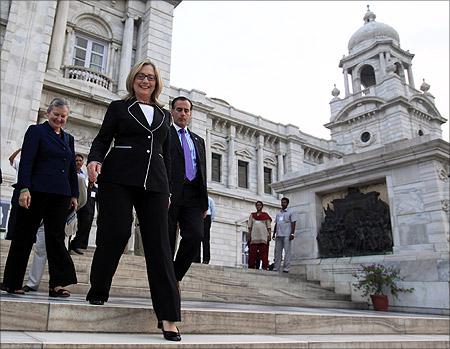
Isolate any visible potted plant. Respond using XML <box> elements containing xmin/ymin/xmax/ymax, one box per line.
<box><xmin>352</xmin><ymin>263</ymin><xmax>414</xmax><ymax>311</ymax></box>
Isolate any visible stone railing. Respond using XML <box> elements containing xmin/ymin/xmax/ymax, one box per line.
<box><xmin>63</xmin><ymin>66</ymin><xmax>113</xmax><ymax>91</ymax></box>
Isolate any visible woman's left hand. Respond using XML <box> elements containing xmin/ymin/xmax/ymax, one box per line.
<box><xmin>70</xmin><ymin>197</ymin><xmax>78</xmax><ymax>211</ymax></box>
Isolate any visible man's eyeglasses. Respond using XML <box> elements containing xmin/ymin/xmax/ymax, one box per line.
<box><xmin>135</xmin><ymin>73</ymin><xmax>156</xmax><ymax>81</ymax></box>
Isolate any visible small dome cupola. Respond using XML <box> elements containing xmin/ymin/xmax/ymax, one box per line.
<box><xmin>348</xmin><ymin>5</ymin><xmax>400</xmax><ymax>54</ymax></box>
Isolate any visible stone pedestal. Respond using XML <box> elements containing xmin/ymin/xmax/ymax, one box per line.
<box><xmin>272</xmin><ymin>137</ymin><xmax>450</xmax><ymax>313</ymax></box>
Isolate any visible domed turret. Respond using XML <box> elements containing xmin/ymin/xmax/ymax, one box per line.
<box><xmin>348</xmin><ymin>6</ymin><xmax>400</xmax><ymax>54</ymax></box>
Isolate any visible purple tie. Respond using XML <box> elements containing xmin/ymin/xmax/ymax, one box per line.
<box><xmin>179</xmin><ymin>129</ymin><xmax>195</xmax><ymax>181</ymax></box>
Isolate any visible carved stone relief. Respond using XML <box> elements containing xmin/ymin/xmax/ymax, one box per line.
<box><xmin>436</xmin><ymin>164</ymin><xmax>448</xmax><ymax>182</ymax></box>
<box><xmin>317</xmin><ymin>187</ymin><xmax>393</xmax><ymax>258</ymax></box>
<box><xmin>235</xmin><ymin>148</ymin><xmax>253</xmax><ymax>160</ymax></box>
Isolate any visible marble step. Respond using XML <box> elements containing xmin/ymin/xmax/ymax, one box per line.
<box><xmin>0</xmin><ymin>240</ymin><xmax>353</xmax><ymax>307</ymax></box>
<box><xmin>1</xmin><ymin>294</ymin><xmax>448</xmax><ymax>335</ymax></box>
<box><xmin>64</xmin><ymin>283</ymin><xmax>362</xmax><ymax>309</ymax></box>
<box><xmin>1</xmin><ymin>331</ymin><xmax>449</xmax><ymax>349</ymax></box>
<box><xmin>0</xmin><ymin>259</ymin><xmax>347</xmax><ymax>301</ymax></box>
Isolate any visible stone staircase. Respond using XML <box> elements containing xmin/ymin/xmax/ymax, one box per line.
<box><xmin>1</xmin><ymin>239</ymin><xmax>449</xmax><ymax>348</ymax></box>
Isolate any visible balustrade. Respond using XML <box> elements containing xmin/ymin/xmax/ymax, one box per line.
<box><xmin>63</xmin><ymin>66</ymin><xmax>112</xmax><ymax>91</ymax></box>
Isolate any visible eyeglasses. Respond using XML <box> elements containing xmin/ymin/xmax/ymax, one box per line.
<box><xmin>135</xmin><ymin>73</ymin><xmax>156</xmax><ymax>81</ymax></box>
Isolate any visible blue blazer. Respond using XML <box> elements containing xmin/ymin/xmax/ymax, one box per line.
<box><xmin>16</xmin><ymin>121</ymin><xmax>79</xmax><ymax>198</ymax></box>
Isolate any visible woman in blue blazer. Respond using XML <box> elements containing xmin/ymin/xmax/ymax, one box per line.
<box><xmin>1</xmin><ymin>97</ymin><xmax>78</xmax><ymax>297</ymax></box>
<box><xmin>86</xmin><ymin>58</ymin><xmax>181</xmax><ymax>341</ymax></box>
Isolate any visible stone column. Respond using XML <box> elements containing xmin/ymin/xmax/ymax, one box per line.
<box><xmin>206</xmin><ymin>129</ymin><xmax>211</xmax><ymax>182</ymax></box>
<box><xmin>351</xmin><ymin>69</ymin><xmax>361</xmax><ymax>93</ymax></box>
<box><xmin>1</xmin><ymin>1</ymin><xmax>57</xmax><ymax>190</ymax></box>
<box><xmin>277</xmin><ymin>152</ymin><xmax>285</xmax><ymax>181</ymax></box>
<box><xmin>257</xmin><ymin>134</ymin><xmax>264</xmax><ymax>195</ymax></box>
<box><xmin>379</xmin><ymin>52</ymin><xmax>386</xmax><ymax>77</ymax></box>
<box><xmin>118</xmin><ymin>13</ymin><xmax>135</xmax><ymax>94</ymax></box>
<box><xmin>343</xmin><ymin>68</ymin><xmax>349</xmax><ymax>96</ymax></box>
<box><xmin>63</xmin><ymin>27</ymin><xmax>75</xmax><ymax>67</ymax></box>
<box><xmin>135</xmin><ymin>18</ymin><xmax>143</xmax><ymax>61</ymax></box>
<box><xmin>227</xmin><ymin>125</ymin><xmax>236</xmax><ymax>188</ymax></box>
<box><xmin>385</xmin><ymin>51</ymin><xmax>391</xmax><ymax>63</ymax></box>
<box><xmin>407</xmin><ymin>64</ymin><xmax>415</xmax><ymax>88</ymax></box>
<box><xmin>47</xmin><ymin>0</ymin><xmax>70</xmax><ymax>73</ymax></box>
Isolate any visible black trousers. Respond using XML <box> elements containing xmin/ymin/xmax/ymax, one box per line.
<box><xmin>70</xmin><ymin>200</ymin><xmax>95</xmax><ymax>250</ymax></box>
<box><xmin>86</xmin><ymin>182</ymin><xmax>180</xmax><ymax>322</ymax></box>
<box><xmin>168</xmin><ymin>182</ymin><xmax>204</xmax><ymax>281</ymax></box>
<box><xmin>5</xmin><ymin>187</ymin><xmax>20</xmax><ymax>240</ymax></box>
<box><xmin>194</xmin><ymin>215</ymin><xmax>211</xmax><ymax>263</ymax></box>
<box><xmin>2</xmin><ymin>191</ymin><xmax>77</xmax><ymax>290</ymax></box>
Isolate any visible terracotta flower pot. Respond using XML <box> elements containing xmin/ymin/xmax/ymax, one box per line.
<box><xmin>370</xmin><ymin>294</ymin><xmax>389</xmax><ymax>311</ymax></box>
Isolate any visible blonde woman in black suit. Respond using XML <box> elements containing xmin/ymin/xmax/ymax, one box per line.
<box><xmin>85</xmin><ymin>58</ymin><xmax>181</xmax><ymax>341</ymax></box>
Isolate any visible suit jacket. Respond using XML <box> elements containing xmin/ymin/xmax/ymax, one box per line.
<box><xmin>17</xmin><ymin>121</ymin><xmax>79</xmax><ymax>198</ymax></box>
<box><xmin>169</xmin><ymin>125</ymin><xmax>208</xmax><ymax>211</ymax></box>
<box><xmin>88</xmin><ymin>98</ymin><xmax>171</xmax><ymax>193</ymax></box>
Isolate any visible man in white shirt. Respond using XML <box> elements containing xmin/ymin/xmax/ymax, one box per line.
<box><xmin>272</xmin><ymin>197</ymin><xmax>297</xmax><ymax>273</ymax></box>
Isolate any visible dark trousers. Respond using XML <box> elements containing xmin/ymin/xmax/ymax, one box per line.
<box><xmin>5</xmin><ymin>187</ymin><xmax>20</xmax><ymax>240</ymax></box>
<box><xmin>168</xmin><ymin>183</ymin><xmax>204</xmax><ymax>281</ymax></box>
<box><xmin>86</xmin><ymin>182</ymin><xmax>180</xmax><ymax>322</ymax></box>
<box><xmin>70</xmin><ymin>201</ymin><xmax>95</xmax><ymax>250</ymax></box>
<box><xmin>2</xmin><ymin>191</ymin><xmax>77</xmax><ymax>290</ymax></box>
<box><xmin>248</xmin><ymin>243</ymin><xmax>269</xmax><ymax>270</ymax></box>
<box><xmin>194</xmin><ymin>215</ymin><xmax>211</xmax><ymax>263</ymax></box>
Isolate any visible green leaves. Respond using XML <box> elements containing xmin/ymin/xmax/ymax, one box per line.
<box><xmin>352</xmin><ymin>263</ymin><xmax>414</xmax><ymax>300</ymax></box>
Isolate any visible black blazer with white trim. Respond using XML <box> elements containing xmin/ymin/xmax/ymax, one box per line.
<box><xmin>88</xmin><ymin>98</ymin><xmax>171</xmax><ymax>193</ymax></box>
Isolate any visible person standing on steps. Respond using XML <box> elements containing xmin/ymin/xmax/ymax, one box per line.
<box><xmin>69</xmin><ymin>153</ymin><xmax>97</xmax><ymax>255</ymax></box>
<box><xmin>85</xmin><ymin>58</ymin><xmax>181</xmax><ymax>342</ymax></box>
<box><xmin>168</xmin><ymin>96</ymin><xmax>208</xmax><ymax>284</ymax></box>
<box><xmin>1</xmin><ymin>97</ymin><xmax>78</xmax><ymax>297</ymax></box>
<box><xmin>247</xmin><ymin>201</ymin><xmax>272</xmax><ymax>270</ymax></box>
<box><xmin>272</xmin><ymin>197</ymin><xmax>296</xmax><ymax>273</ymax></box>
<box><xmin>194</xmin><ymin>195</ymin><xmax>216</xmax><ymax>264</ymax></box>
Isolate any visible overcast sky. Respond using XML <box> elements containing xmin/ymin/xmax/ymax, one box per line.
<box><xmin>170</xmin><ymin>1</ymin><xmax>449</xmax><ymax>142</ymax></box>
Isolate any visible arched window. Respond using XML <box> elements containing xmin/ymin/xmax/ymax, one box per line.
<box><xmin>360</xmin><ymin>65</ymin><xmax>376</xmax><ymax>88</ymax></box>
<box><xmin>394</xmin><ymin>62</ymin><xmax>405</xmax><ymax>81</ymax></box>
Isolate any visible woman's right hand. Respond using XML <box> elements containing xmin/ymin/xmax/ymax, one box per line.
<box><xmin>19</xmin><ymin>191</ymin><xmax>31</xmax><ymax>209</ymax></box>
<box><xmin>87</xmin><ymin>161</ymin><xmax>102</xmax><ymax>184</ymax></box>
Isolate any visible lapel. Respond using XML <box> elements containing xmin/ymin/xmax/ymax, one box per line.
<box><xmin>189</xmin><ymin>128</ymin><xmax>203</xmax><ymax>160</ymax></box>
<box><xmin>42</xmin><ymin>121</ymin><xmax>66</xmax><ymax>148</ymax></box>
<box><xmin>171</xmin><ymin>125</ymin><xmax>183</xmax><ymax>156</ymax></box>
<box><xmin>127</xmin><ymin>98</ymin><xmax>167</xmax><ymax>132</ymax></box>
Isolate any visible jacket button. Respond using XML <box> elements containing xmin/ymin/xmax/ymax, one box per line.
<box><xmin>147</xmin><ymin>135</ymin><xmax>151</xmax><ymax>139</ymax></box>
<box><xmin>61</xmin><ymin>170</ymin><xmax>65</xmax><ymax>173</ymax></box>
<box><xmin>146</xmin><ymin>150</ymin><xmax>150</xmax><ymax>153</ymax></box>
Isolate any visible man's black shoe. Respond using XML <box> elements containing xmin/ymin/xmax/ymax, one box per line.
<box><xmin>89</xmin><ymin>300</ymin><xmax>104</xmax><ymax>305</ymax></box>
<box><xmin>22</xmin><ymin>285</ymin><xmax>38</xmax><ymax>292</ymax></box>
<box><xmin>71</xmin><ymin>248</ymin><xmax>84</xmax><ymax>255</ymax></box>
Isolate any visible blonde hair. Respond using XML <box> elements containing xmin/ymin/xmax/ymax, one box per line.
<box><xmin>124</xmin><ymin>58</ymin><xmax>164</xmax><ymax>107</ymax></box>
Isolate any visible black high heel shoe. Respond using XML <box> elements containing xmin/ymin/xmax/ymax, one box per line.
<box><xmin>160</xmin><ymin>322</ymin><xmax>181</xmax><ymax>341</ymax></box>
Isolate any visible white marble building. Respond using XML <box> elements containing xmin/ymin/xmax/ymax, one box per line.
<box><xmin>1</xmin><ymin>1</ymin><xmax>448</xmax><ymax>313</ymax></box>
<box><xmin>272</xmin><ymin>8</ymin><xmax>449</xmax><ymax>314</ymax></box>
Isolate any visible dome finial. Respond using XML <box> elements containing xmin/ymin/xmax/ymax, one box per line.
<box><xmin>331</xmin><ymin>84</ymin><xmax>340</xmax><ymax>99</ymax></box>
<box><xmin>363</xmin><ymin>4</ymin><xmax>376</xmax><ymax>23</ymax></box>
<box><xmin>420</xmin><ymin>78</ymin><xmax>430</xmax><ymax>93</ymax></box>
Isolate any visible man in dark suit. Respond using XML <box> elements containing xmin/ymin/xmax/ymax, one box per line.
<box><xmin>69</xmin><ymin>154</ymin><xmax>97</xmax><ymax>255</ymax></box>
<box><xmin>169</xmin><ymin>96</ymin><xmax>208</xmax><ymax>282</ymax></box>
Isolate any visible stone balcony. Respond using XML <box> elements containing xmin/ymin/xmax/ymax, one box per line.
<box><xmin>63</xmin><ymin>65</ymin><xmax>113</xmax><ymax>91</ymax></box>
